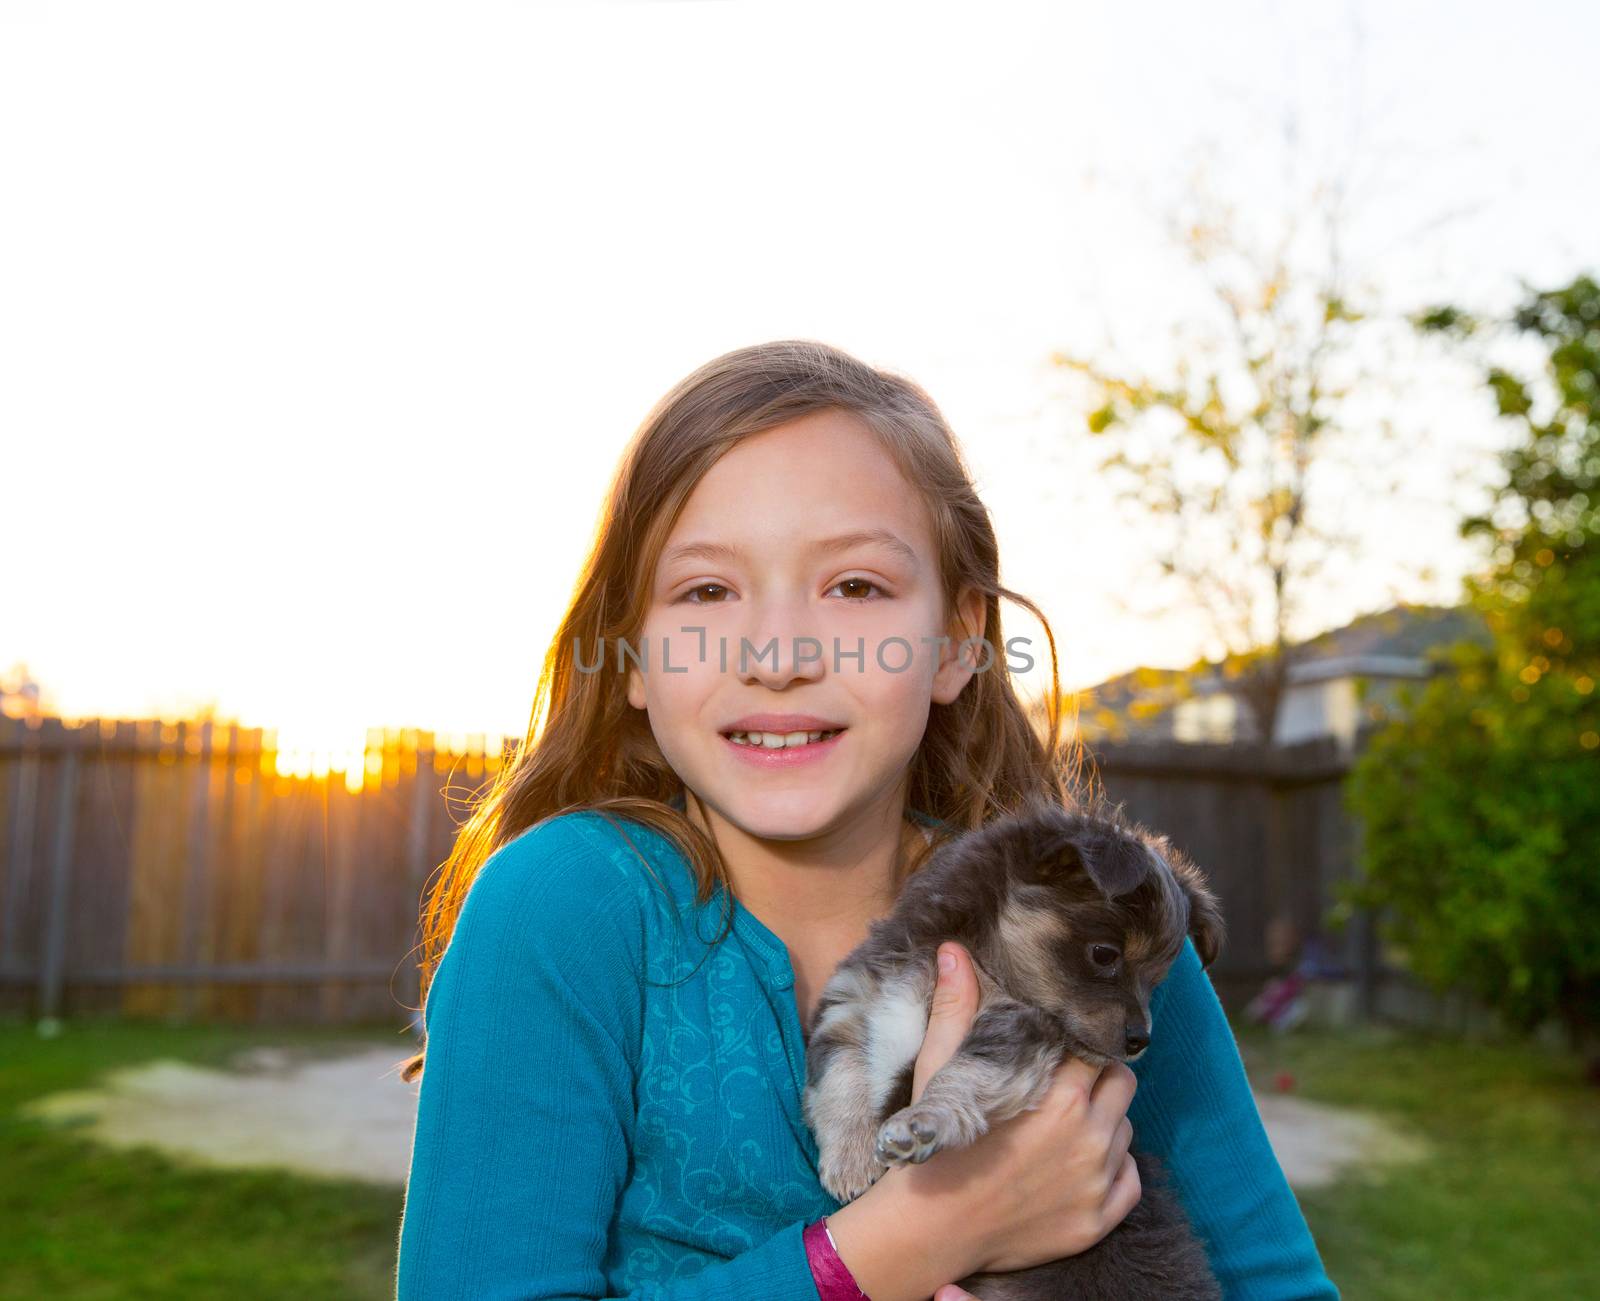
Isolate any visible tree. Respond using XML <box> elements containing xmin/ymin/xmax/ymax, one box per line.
<box><xmin>1054</xmin><ymin>143</ymin><xmax>1479</xmax><ymax>743</ymax></box>
<box><xmin>1344</xmin><ymin>272</ymin><xmax>1600</xmax><ymax>1065</ymax></box>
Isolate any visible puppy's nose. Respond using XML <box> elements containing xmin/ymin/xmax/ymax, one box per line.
<box><xmin>1124</xmin><ymin>1028</ymin><xmax>1150</xmax><ymax>1056</ymax></box>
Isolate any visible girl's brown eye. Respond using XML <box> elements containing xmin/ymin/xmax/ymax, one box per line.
<box><xmin>681</xmin><ymin>583</ymin><xmax>731</xmax><ymax>604</ymax></box>
<box><xmin>830</xmin><ymin>578</ymin><xmax>884</xmax><ymax>601</ymax></box>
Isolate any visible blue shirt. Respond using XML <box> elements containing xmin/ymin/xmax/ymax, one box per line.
<box><xmin>396</xmin><ymin>808</ymin><xmax>1339</xmax><ymax>1300</ymax></box>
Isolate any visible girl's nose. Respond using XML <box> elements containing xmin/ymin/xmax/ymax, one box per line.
<box><xmin>737</xmin><ymin>603</ymin><xmax>827</xmax><ymax>686</ymax></box>
<box><xmin>738</xmin><ymin>630</ymin><xmax>827</xmax><ymax>686</ymax></box>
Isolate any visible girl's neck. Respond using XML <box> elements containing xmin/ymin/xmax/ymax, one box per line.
<box><xmin>687</xmin><ymin>797</ymin><xmax>927</xmax><ymax>953</ymax></box>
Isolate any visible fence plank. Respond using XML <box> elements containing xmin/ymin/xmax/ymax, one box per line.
<box><xmin>123</xmin><ymin>727</ymin><xmax>189</xmax><ymax>1017</ymax></box>
<box><xmin>37</xmin><ymin>729</ymin><xmax>82</xmax><ymax>1020</ymax></box>
<box><xmin>1</xmin><ymin>725</ymin><xmax>41</xmax><ymax>969</ymax></box>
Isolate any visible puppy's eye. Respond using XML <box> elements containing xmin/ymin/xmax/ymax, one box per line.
<box><xmin>1089</xmin><ymin>943</ymin><xmax>1121</xmax><ymax>968</ymax></box>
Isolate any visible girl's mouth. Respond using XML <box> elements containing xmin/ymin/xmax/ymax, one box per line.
<box><xmin>718</xmin><ymin>727</ymin><xmax>847</xmax><ymax>765</ymax></box>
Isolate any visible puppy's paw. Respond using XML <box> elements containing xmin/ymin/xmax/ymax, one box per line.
<box><xmin>818</xmin><ymin>1137</ymin><xmax>887</xmax><ymax>1202</ymax></box>
<box><xmin>875</xmin><ymin>1104</ymin><xmax>958</xmax><ymax>1166</ymax></box>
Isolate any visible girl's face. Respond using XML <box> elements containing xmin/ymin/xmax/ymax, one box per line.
<box><xmin>627</xmin><ymin>408</ymin><xmax>984</xmax><ymax>842</ymax></box>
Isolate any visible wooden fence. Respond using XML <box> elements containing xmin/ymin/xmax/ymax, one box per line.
<box><xmin>1089</xmin><ymin>730</ymin><xmax>1382</xmax><ymax>1012</ymax></box>
<box><xmin>1</xmin><ymin>713</ymin><xmax>1396</xmax><ymax>1027</ymax></box>
<box><xmin>0</xmin><ymin>714</ymin><xmax>504</xmax><ymax>1027</ymax></box>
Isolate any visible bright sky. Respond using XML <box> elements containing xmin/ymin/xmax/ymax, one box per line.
<box><xmin>3</xmin><ymin>0</ymin><xmax>1596</xmax><ymax>766</ymax></box>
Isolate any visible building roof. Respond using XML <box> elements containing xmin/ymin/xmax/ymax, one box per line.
<box><xmin>1063</xmin><ymin>603</ymin><xmax>1491</xmax><ymax>742</ymax></box>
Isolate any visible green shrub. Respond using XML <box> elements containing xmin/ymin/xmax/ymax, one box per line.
<box><xmin>1344</xmin><ymin>273</ymin><xmax>1600</xmax><ymax>1058</ymax></box>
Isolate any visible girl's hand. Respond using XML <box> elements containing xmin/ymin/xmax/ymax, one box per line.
<box><xmin>823</xmin><ymin>941</ymin><xmax>1141</xmax><ymax>1301</ymax></box>
<box><xmin>908</xmin><ymin>940</ymin><xmax>1141</xmax><ymax>1281</ymax></box>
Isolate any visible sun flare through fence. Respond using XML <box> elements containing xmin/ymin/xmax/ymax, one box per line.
<box><xmin>0</xmin><ymin>715</ymin><xmax>508</xmax><ymax>1026</ymax></box>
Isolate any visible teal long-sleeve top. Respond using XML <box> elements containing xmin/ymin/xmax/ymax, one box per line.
<box><xmin>395</xmin><ymin>808</ymin><xmax>1340</xmax><ymax>1300</ymax></box>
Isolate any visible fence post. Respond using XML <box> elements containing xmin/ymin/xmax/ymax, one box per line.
<box><xmin>3</xmin><ymin>724</ymin><xmax>41</xmax><ymax>971</ymax></box>
<box><xmin>179</xmin><ymin>720</ymin><xmax>215</xmax><ymax>1019</ymax></box>
<box><xmin>38</xmin><ymin>728</ymin><xmax>81</xmax><ymax>1023</ymax></box>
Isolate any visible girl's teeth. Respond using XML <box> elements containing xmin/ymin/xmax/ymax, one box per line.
<box><xmin>727</xmin><ymin>729</ymin><xmax>841</xmax><ymax>749</ymax></box>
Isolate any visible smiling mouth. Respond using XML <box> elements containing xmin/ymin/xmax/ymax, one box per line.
<box><xmin>720</xmin><ymin>727</ymin><xmax>847</xmax><ymax>750</ymax></box>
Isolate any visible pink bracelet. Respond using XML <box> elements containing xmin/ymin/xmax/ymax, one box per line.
<box><xmin>803</xmin><ymin>1215</ymin><xmax>872</xmax><ymax>1301</ymax></box>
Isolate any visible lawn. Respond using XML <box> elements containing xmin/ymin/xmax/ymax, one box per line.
<box><xmin>0</xmin><ymin>1016</ymin><xmax>409</xmax><ymax>1301</ymax></box>
<box><xmin>1233</xmin><ymin>1019</ymin><xmax>1600</xmax><ymax>1300</ymax></box>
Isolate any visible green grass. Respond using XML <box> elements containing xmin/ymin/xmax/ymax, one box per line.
<box><xmin>0</xmin><ymin>1016</ymin><xmax>411</xmax><ymax>1300</ymax></box>
<box><xmin>1232</xmin><ymin>1019</ymin><xmax>1600</xmax><ymax>1300</ymax></box>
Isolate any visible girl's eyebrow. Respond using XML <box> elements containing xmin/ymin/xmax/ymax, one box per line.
<box><xmin>661</xmin><ymin>528</ymin><xmax>920</xmax><ymax>570</ymax></box>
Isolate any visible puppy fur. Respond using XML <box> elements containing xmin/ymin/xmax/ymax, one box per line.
<box><xmin>801</xmin><ymin>795</ymin><xmax>1226</xmax><ymax>1301</ymax></box>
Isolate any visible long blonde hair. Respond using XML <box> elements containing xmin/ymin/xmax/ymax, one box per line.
<box><xmin>399</xmin><ymin>339</ymin><xmax>1086</xmax><ymax>1082</ymax></box>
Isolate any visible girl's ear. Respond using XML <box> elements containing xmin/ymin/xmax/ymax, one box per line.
<box><xmin>931</xmin><ymin>583</ymin><xmax>988</xmax><ymax>706</ymax></box>
<box><xmin>627</xmin><ymin>661</ymin><xmax>647</xmax><ymax>711</ymax></box>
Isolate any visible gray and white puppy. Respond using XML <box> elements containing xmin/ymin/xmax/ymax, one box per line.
<box><xmin>801</xmin><ymin>796</ymin><xmax>1226</xmax><ymax>1301</ymax></box>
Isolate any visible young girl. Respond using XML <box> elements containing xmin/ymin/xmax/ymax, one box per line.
<box><xmin>394</xmin><ymin>341</ymin><xmax>1339</xmax><ymax>1300</ymax></box>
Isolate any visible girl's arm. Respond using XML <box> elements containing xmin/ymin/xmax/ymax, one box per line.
<box><xmin>1129</xmin><ymin>936</ymin><xmax>1341</xmax><ymax>1301</ymax></box>
<box><xmin>395</xmin><ymin>818</ymin><xmax>825</xmax><ymax>1301</ymax></box>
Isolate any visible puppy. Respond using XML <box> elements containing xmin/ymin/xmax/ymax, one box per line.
<box><xmin>801</xmin><ymin>796</ymin><xmax>1226</xmax><ymax>1301</ymax></box>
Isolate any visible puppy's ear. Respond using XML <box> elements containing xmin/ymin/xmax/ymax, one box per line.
<box><xmin>1036</xmin><ymin>825</ymin><xmax>1151</xmax><ymax>900</ymax></box>
<box><xmin>1173</xmin><ymin>857</ymin><xmax>1225</xmax><ymax>969</ymax></box>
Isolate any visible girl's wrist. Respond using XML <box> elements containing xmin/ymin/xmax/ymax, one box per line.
<box><xmin>804</xmin><ymin>1216</ymin><xmax>871</xmax><ymax>1300</ymax></box>
<box><xmin>822</xmin><ymin>1168</ymin><xmax>974</xmax><ymax>1301</ymax></box>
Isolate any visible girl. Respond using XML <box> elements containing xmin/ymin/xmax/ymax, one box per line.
<box><xmin>394</xmin><ymin>341</ymin><xmax>1339</xmax><ymax>1300</ymax></box>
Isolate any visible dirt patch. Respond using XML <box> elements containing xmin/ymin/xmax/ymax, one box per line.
<box><xmin>19</xmin><ymin>1041</ymin><xmax>1426</xmax><ymax>1190</ymax></box>
<box><xmin>1255</xmin><ymin>1091</ymin><xmax>1430</xmax><ymax>1188</ymax></box>
<box><xmin>20</xmin><ymin>1043</ymin><xmax>422</xmax><ymax>1185</ymax></box>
